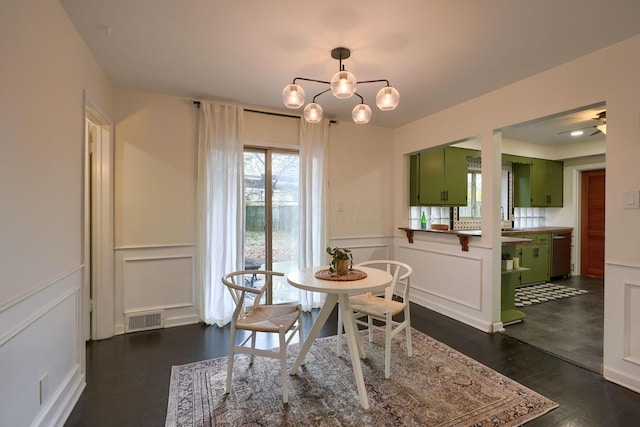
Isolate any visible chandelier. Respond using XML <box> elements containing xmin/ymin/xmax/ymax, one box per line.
<box><xmin>282</xmin><ymin>47</ymin><xmax>400</xmax><ymax>124</ymax></box>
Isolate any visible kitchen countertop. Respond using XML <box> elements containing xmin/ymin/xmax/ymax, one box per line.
<box><xmin>500</xmin><ymin>226</ymin><xmax>573</xmax><ymax>235</ymax></box>
<box><xmin>398</xmin><ymin>225</ymin><xmax>573</xmax><ymax>250</ymax></box>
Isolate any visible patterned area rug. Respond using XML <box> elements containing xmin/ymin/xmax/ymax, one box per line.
<box><xmin>166</xmin><ymin>328</ymin><xmax>557</xmax><ymax>426</ymax></box>
<box><xmin>515</xmin><ymin>283</ymin><xmax>590</xmax><ymax>308</ymax></box>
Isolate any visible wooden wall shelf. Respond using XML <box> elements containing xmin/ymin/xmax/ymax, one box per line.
<box><xmin>398</xmin><ymin>227</ymin><xmax>478</xmax><ymax>251</ymax></box>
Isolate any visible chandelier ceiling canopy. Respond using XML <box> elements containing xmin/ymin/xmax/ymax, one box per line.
<box><xmin>282</xmin><ymin>47</ymin><xmax>399</xmax><ymax>125</ymax></box>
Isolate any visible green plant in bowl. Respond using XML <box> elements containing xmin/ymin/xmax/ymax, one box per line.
<box><xmin>326</xmin><ymin>246</ymin><xmax>353</xmax><ymax>275</ymax></box>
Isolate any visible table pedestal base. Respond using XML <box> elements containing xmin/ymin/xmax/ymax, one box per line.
<box><xmin>289</xmin><ymin>294</ymin><xmax>371</xmax><ymax>409</ymax></box>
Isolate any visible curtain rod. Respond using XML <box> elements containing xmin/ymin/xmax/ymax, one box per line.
<box><xmin>192</xmin><ymin>101</ymin><xmax>336</xmax><ymax>123</ymax></box>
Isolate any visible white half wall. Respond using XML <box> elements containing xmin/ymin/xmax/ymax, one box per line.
<box><xmin>395</xmin><ymin>237</ymin><xmax>496</xmax><ymax>332</ymax></box>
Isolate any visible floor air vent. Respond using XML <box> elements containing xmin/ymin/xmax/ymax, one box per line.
<box><xmin>125</xmin><ymin>311</ymin><xmax>164</xmax><ymax>333</ymax></box>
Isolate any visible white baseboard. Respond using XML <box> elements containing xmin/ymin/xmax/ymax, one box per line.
<box><xmin>603</xmin><ymin>365</ymin><xmax>640</xmax><ymax>395</ymax></box>
<box><xmin>410</xmin><ymin>294</ymin><xmax>493</xmax><ymax>333</ymax></box>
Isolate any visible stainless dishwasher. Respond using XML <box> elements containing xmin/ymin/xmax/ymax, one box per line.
<box><xmin>551</xmin><ymin>231</ymin><xmax>572</xmax><ymax>278</ymax></box>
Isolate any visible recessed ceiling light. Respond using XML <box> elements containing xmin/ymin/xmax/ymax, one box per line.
<box><xmin>570</xmin><ymin>130</ymin><xmax>584</xmax><ymax>137</ymax></box>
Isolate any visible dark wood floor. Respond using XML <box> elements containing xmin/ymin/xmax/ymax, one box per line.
<box><xmin>65</xmin><ymin>303</ymin><xmax>640</xmax><ymax>426</ymax></box>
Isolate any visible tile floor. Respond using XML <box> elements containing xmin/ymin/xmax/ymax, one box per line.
<box><xmin>500</xmin><ymin>275</ymin><xmax>604</xmax><ymax>373</ymax></box>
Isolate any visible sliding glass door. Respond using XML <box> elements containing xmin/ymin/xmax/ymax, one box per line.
<box><xmin>244</xmin><ymin>148</ymin><xmax>299</xmax><ymax>304</ymax></box>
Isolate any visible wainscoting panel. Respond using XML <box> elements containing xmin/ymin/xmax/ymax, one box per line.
<box><xmin>626</xmin><ymin>282</ymin><xmax>640</xmax><ymax>365</ymax></box>
<box><xmin>327</xmin><ymin>236</ymin><xmax>393</xmax><ymax>265</ymax></box>
<box><xmin>399</xmin><ymin>244</ymin><xmax>483</xmax><ymax>310</ymax></box>
<box><xmin>122</xmin><ymin>255</ymin><xmax>194</xmax><ymax>311</ymax></box>
<box><xmin>394</xmin><ymin>236</ymin><xmax>496</xmax><ymax>333</ymax></box>
<box><xmin>603</xmin><ymin>262</ymin><xmax>640</xmax><ymax>394</ymax></box>
<box><xmin>115</xmin><ymin>245</ymin><xmax>199</xmax><ymax>334</ymax></box>
<box><xmin>0</xmin><ymin>268</ymin><xmax>83</xmax><ymax>427</ymax></box>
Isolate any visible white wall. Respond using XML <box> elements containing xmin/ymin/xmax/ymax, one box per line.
<box><xmin>327</xmin><ymin>122</ymin><xmax>396</xmax><ymax>264</ymax></box>
<box><xmin>0</xmin><ymin>1</ymin><xmax>113</xmax><ymax>425</ymax></box>
<box><xmin>110</xmin><ymin>93</ymin><xmax>396</xmax><ymax>330</ymax></box>
<box><xmin>392</xmin><ymin>35</ymin><xmax>640</xmax><ymax>393</ymax></box>
<box><xmin>328</xmin><ymin>123</ymin><xmax>394</xmax><ymax>238</ymax></box>
<box><xmin>113</xmin><ymin>90</ymin><xmax>199</xmax><ymax>333</ymax></box>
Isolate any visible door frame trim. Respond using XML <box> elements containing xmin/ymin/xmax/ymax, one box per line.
<box><xmin>83</xmin><ymin>91</ymin><xmax>115</xmax><ymax>340</ymax></box>
<box><xmin>572</xmin><ymin>162</ymin><xmax>605</xmax><ymax>276</ymax></box>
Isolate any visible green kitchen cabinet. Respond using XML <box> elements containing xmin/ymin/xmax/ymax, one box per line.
<box><xmin>409</xmin><ymin>153</ymin><xmax>420</xmax><ymax>206</ymax></box>
<box><xmin>516</xmin><ymin>233</ymin><xmax>550</xmax><ymax>285</ymax></box>
<box><xmin>513</xmin><ymin>162</ymin><xmax>532</xmax><ymax>208</ymax></box>
<box><xmin>532</xmin><ymin>158</ymin><xmax>563</xmax><ymax>207</ymax></box>
<box><xmin>501</xmin><ymin>267</ymin><xmax>527</xmax><ymax>324</ymax></box>
<box><xmin>512</xmin><ymin>158</ymin><xmax>563</xmax><ymax>207</ymax></box>
<box><xmin>502</xmin><ymin>154</ymin><xmax>531</xmax><ymax>164</ymax></box>
<box><xmin>411</xmin><ymin>146</ymin><xmax>472</xmax><ymax>206</ymax></box>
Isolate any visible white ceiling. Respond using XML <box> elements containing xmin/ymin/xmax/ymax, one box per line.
<box><xmin>502</xmin><ymin>103</ymin><xmax>606</xmax><ymax>145</ymax></box>
<box><xmin>60</xmin><ymin>0</ymin><xmax>639</xmax><ymax>142</ymax></box>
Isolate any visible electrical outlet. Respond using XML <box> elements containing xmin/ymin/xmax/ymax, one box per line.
<box><xmin>39</xmin><ymin>373</ymin><xmax>49</xmax><ymax>405</ymax></box>
<box><xmin>337</xmin><ymin>202</ymin><xmax>344</xmax><ymax>212</ymax></box>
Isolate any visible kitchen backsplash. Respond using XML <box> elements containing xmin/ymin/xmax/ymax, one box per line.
<box><xmin>409</xmin><ymin>206</ymin><xmax>546</xmax><ymax>230</ymax></box>
<box><xmin>513</xmin><ymin>207</ymin><xmax>546</xmax><ymax>228</ymax></box>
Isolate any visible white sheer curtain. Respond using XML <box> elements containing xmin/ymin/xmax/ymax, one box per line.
<box><xmin>297</xmin><ymin>118</ymin><xmax>329</xmax><ymax>311</ymax></box>
<box><xmin>196</xmin><ymin>102</ymin><xmax>244</xmax><ymax>326</ymax></box>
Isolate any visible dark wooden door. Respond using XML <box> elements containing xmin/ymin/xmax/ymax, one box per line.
<box><xmin>580</xmin><ymin>169</ymin><xmax>605</xmax><ymax>277</ymax></box>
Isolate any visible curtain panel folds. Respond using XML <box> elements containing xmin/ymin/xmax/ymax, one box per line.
<box><xmin>297</xmin><ymin>118</ymin><xmax>329</xmax><ymax>311</ymax></box>
<box><xmin>197</xmin><ymin>102</ymin><xmax>244</xmax><ymax>326</ymax></box>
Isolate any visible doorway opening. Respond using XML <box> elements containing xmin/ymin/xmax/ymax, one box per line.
<box><xmin>83</xmin><ymin>94</ymin><xmax>114</xmax><ymax>341</ymax></box>
<box><xmin>498</xmin><ymin>104</ymin><xmax>606</xmax><ymax>373</ymax></box>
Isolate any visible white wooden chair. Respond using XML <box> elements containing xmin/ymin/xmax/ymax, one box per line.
<box><xmin>337</xmin><ymin>260</ymin><xmax>413</xmax><ymax>378</ymax></box>
<box><xmin>222</xmin><ymin>270</ymin><xmax>302</xmax><ymax>403</ymax></box>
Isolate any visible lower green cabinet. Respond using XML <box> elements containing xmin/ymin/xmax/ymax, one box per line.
<box><xmin>504</xmin><ymin>233</ymin><xmax>551</xmax><ymax>287</ymax></box>
<box><xmin>518</xmin><ymin>233</ymin><xmax>550</xmax><ymax>285</ymax></box>
<box><xmin>501</xmin><ymin>268</ymin><xmax>527</xmax><ymax>325</ymax></box>
<box><xmin>520</xmin><ymin>245</ymin><xmax>549</xmax><ymax>285</ymax></box>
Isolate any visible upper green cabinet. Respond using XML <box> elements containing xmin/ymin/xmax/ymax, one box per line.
<box><xmin>512</xmin><ymin>157</ymin><xmax>563</xmax><ymax>207</ymax></box>
<box><xmin>409</xmin><ymin>153</ymin><xmax>420</xmax><ymax>206</ymax></box>
<box><xmin>410</xmin><ymin>147</ymin><xmax>474</xmax><ymax>206</ymax></box>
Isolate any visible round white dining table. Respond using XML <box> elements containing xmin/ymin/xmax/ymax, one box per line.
<box><xmin>287</xmin><ymin>265</ymin><xmax>392</xmax><ymax>410</ymax></box>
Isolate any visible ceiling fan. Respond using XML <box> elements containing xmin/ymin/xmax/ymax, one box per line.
<box><xmin>559</xmin><ymin>110</ymin><xmax>606</xmax><ymax>136</ymax></box>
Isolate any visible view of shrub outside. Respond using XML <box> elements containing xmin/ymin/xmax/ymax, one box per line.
<box><xmin>243</xmin><ymin>150</ymin><xmax>300</xmax><ymax>303</ymax></box>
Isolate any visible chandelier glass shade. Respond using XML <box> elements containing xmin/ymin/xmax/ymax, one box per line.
<box><xmin>282</xmin><ymin>84</ymin><xmax>305</xmax><ymax>109</ymax></box>
<box><xmin>303</xmin><ymin>103</ymin><xmax>323</xmax><ymax>123</ymax></box>
<box><xmin>330</xmin><ymin>70</ymin><xmax>357</xmax><ymax>99</ymax></box>
<box><xmin>352</xmin><ymin>104</ymin><xmax>372</xmax><ymax>124</ymax></box>
<box><xmin>282</xmin><ymin>47</ymin><xmax>399</xmax><ymax>125</ymax></box>
<box><xmin>376</xmin><ymin>86</ymin><xmax>400</xmax><ymax>111</ymax></box>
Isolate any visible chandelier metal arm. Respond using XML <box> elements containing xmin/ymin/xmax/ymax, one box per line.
<box><xmin>356</xmin><ymin>79</ymin><xmax>391</xmax><ymax>87</ymax></box>
<box><xmin>292</xmin><ymin>77</ymin><xmax>330</xmax><ymax>85</ymax></box>
<box><xmin>311</xmin><ymin>88</ymin><xmax>332</xmax><ymax>103</ymax></box>
<box><xmin>310</xmin><ymin>89</ymin><xmax>365</xmax><ymax>105</ymax></box>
